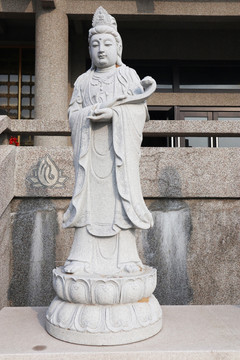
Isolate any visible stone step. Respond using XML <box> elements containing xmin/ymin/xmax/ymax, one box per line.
<box><xmin>0</xmin><ymin>305</ymin><xmax>240</xmax><ymax>359</ymax></box>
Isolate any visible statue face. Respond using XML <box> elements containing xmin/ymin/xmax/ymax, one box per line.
<box><xmin>90</xmin><ymin>33</ymin><xmax>118</xmax><ymax>69</ymax></box>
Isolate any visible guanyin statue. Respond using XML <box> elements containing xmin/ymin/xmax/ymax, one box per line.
<box><xmin>46</xmin><ymin>7</ymin><xmax>162</xmax><ymax>345</ymax></box>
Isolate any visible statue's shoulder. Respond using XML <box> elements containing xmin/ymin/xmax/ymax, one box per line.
<box><xmin>118</xmin><ymin>64</ymin><xmax>141</xmax><ymax>82</ymax></box>
<box><xmin>69</xmin><ymin>70</ymin><xmax>92</xmax><ymax>105</ymax></box>
<box><xmin>74</xmin><ymin>69</ymin><xmax>92</xmax><ymax>89</ymax></box>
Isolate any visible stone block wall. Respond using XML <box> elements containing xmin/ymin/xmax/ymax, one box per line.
<box><xmin>1</xmin><ymin>144</ymin><xmax>239</xmax><ymax>307</ymax></box>
<box><xmin>0</xmin><ymin>205</ymin><xmax>12</xmax><ymax>309</ymax></box>
<box><xmin>141</xmin><ymin>199</ymin><xmax>240</xmax><ymax>305</ymax></box>
<box><xmin>6</xmin><ymin>198</ymin><xmax>240</xmax><ymax>307</ymax></box>
<box><xmin>8</xmin><ymin>199</ymin><xmax>73</xmax><ymax>306</ymax></box>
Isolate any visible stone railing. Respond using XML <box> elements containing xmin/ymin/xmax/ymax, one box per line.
<box><xmin>1</xmin><ymin>115</ymin><xmax>240</xmax><ymax>202</ymax></box>
<box><xmin>1</xmin><ymin>115</ymin><xmax>240</xmax><ymax>137</ymax></box>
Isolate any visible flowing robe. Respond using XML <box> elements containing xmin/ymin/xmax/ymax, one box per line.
<box><xmin>63</xmin><ymin>64</ymin><xmax>153</xmax><ymax>240</ymax></box>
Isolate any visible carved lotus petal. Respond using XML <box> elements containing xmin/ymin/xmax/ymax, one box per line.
<box><xmin>148</xmin><ymin>295</ymin><xmax>162</xmax><ymax>322</ymax></box>
<box><xmin>121</xmin><ymin>279</ymin><xmax>144</xmax><ymax>303</ymax></box>
<box><xmin>53</xmin><ymin>276</ymin><xmax>64</xmax><ymax>300</ymax></box>
<box><xmin>80</xmin><ymin>305</ymin><xmax>102</xmax><ymax>331</ymax></box>
<box><xmin>94</xmin><ymin>281</ymin><xmax>119</xmax><ymax>305</ymax></box>
<box><xmin>69</xmin><ymin>280</ymin><xmax>89</xmax><ymax>304</ymax></box>
<box><xmin>57</xmin><ymin>302</ymin><xmax>76</xmax><ymax>328</ymax></box>
<box><xmin>144</xmin><ymin>274</ymin><xmax>156</xmax><ymax>298</ymax></box>
<box><xmin>46</xmin><ymin>296</ymin><xmax>62</xmax><ymax>320</ymax></box>
<box><xmin>133</xmin><ymin>302</ymin><xmax>151</xmax><ymax>326</ymax></box>
<box><xmin>107</xmin><ymin>305</ymin><xmax>133</xmax><ymax>331</ymax></box>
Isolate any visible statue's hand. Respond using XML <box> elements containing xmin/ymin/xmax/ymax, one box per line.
<box><xmin>99</xmin><ymin>95</ymin><xmax>127</xmax><ymax>109</ymax></box>
<box><xmin>141</xmin><ymin>76</ymin><xmax>155</xmax><ymax>90</ymax></box>
<box><xmin>88</xmin><ymin>107</ymin><xmax>113</xmax><ymax>122</ymax></box>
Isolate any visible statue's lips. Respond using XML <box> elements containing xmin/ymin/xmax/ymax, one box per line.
<box><xmin>98</xmin><ymin>55</ymin><xmax>106</xmax><ymax>59</ymax></box>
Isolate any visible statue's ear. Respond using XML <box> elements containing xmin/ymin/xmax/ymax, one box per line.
<box><xmin>118</xmin><ymin>43</ymin><xmax>122</xmax><ymax>55</ymax></box>
<box><xmin>116</xmin><ymin>57</ymin><xmax>122</xmax><ymax>66</ymax></box>
<box><xmin>117</xmin><ymin>43</ymin><xmax>123</xmax><ymax>66</ymax></box>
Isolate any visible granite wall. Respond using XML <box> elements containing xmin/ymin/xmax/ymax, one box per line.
<box><xmin>141</xmin><ymin>199</ymin><xmax>240</xmax><ymax>305</ymax></box>
<box><xmin>0</xmin><ymin>205</ymin><xmax>12</xmax><ymax>309</ymax></box>
<box><xmin>3</xmin><ymin>197</ymin><xmax>240</xmax><ymax>307</ymax></box>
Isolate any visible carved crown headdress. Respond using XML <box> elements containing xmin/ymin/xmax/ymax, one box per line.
<box><xmin>92</xmin><ymin>7</ymin><xmax>117</xmax><ymax>31</ymax></box>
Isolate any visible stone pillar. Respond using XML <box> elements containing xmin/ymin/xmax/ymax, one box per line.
<box><xmin>34</xmin><ymin>5</ymin><xmax>70</xmax><ymax>146</ymax></box>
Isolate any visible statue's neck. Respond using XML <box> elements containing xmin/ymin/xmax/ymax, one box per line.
<box><xmin>95</xmin><ymin>65</ymin><xmax>116</xmax><ymax>73</ymax></box>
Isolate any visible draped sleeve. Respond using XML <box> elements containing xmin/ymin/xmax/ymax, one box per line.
<box><xmin>63</xmin><ymin>65</ymin><xmax>153</xmax><ymax>232</ymax></box>
<box><xmin>63</xmin><ymin>71</ymin><xmax>93</xmax><ymax>228</ymax></box>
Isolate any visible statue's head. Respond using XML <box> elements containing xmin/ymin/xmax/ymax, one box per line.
<box><xmin>89</xmin><ymin>7</ymin><xmax>123</xmax><ymax>69</ymax></box>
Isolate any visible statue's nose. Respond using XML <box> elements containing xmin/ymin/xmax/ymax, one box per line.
<box><xmin>98</xmin><ymin>42</ymin><xmax>105</xmax><ymax>52</ymax></box>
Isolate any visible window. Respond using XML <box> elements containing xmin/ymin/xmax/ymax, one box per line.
<box><xmin>124</xmin><ymin>60</ymin><xmax>173</xmax><ymax>92</ymax></box>
<box><xmin>142</xmin><ymin>106</ymin><xmax>174</xmax><ymax>147</ymax></box>
<box><xmin>0</xmin><ymin>47</ymin><xmax>35</xmax><ymax>145</ymax></box>
<box><xmin>176</xmin><ymin>107</ymin><xmax>240</xmax><ymax>148</ymax></box>
<box><xmin>179</xmin><ymin>65</ymin><xmax>240</xmax><ymax>91</ymax></box>
<box><xmin>216</xmin><ymin>113</ymin><xmax>240</xmax><ymax>148</ymax></box>
<box><xmin>124</xmin><ymin>60</ymin><xmax>240</xmax><ymax>93</ymax></box>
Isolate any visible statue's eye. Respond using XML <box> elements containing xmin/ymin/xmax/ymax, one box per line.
<box><xmin>92</xmin><ymin>41</ymin><xmax>98</xmax><ymax>47</ymax></box>
<box><xmin>105</xmin><ymin>41</ymin><xmax>112</xmax><ymax>46</ymax></box>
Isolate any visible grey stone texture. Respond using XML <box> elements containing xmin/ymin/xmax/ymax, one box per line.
<box><xmin>4</xmin><ymin>197</ymin><xmax>240</xmax><ymax>308</ymax></box>
<box><xmin>34</xmin><ymin>4</ymin><xmax>69</xmax><ymax>146</ymax></box>
<box><xmin>148</xmin><ymin>91</ymin><xmax>240</xmax><ymax>107</ymax></box>
<box><xmin>187</xmin><ymin>199</ymin><xmax>240</xmax><ymax>305</ymax></box>
<box><xmin>139</xmin><ymin>199</ymin><xmax>240</xmax><ymax>305</ymax></box>
<box><xmin>34</xmin><ymin>136</ymin><xmax>71</xmax><ymax>147</ymax></box>
<box><xmin>14</xmin><ymin>147</ymin><xmax>74</xmax><ymax>198</ymax></box>
<box><xmin>141</xmin><ymin>199</ymin><xmax>193</xmax><ymax>305</ymax></box>
<box><xmin>0</xmin><ymin>0</ymin><xmax>33</xmax><ymax>12</ymax></box>
<box><xmin>140</xmin><ymin>148</ymin><xmax>240</xmax><ymax>198</ymax></box>
<box><xmin>13</xmin><ymin>147</ymin><xmax>240</xmax><ymax>198</ymax></box>
<box><xmin>10</xmin><ymin>119</ymin><xmax>69</xmax><ymax>133</ymax></box>
<box><xmin>8</xmin><ymin>199</ymin><xmax>73</xmax><ymax>307</ymax></box>
<box><xmin>144</xmin><ymin>120</ymin><xmax>240</xmax><ymax>136</ymax></box>
<box><xmin>0</xmin><ymin>205</ymin><xmax>12</xmax><ymax>308</ymax></box>
<box><xmin>0</xmin><ymin>146</ymin><xmax>15</xmax><ymax>217</ymax></box>
<box><xmin>4</xmin><ymin>118</ymin><xmax>240</xmax><ymax>136</ymax></box>
<box><xmin>0</xmin><ymin>115</ymin><xmax>9</xmax><ymax>135</ymax></box>
<box><xmin>1</xmin><ymin>0</ymin><xmax>240</xmax><ymax>16</ymax></box>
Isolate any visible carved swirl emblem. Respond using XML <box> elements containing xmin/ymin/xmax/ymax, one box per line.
<box><xmin>27</xmin><ymin>155</ymin><xmax>68</xmax><ymax>188</ymax></box>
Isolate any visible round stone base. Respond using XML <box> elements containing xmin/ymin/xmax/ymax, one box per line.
<box><xmin>53</xmin><ymin>265</ymin><xmax>157</xmax><ymax>305</ymax></box>
<box><xmin>46</xmin><ymin>318</ymin><xmax>162</xmax><ymax>345</ymax></box>
<box><xmin>46</xmin><ymin>295</ymin><xmax>162</xmax><ymax>345</ymax></box>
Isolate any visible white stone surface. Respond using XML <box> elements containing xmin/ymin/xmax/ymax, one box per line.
<box><xmin>62</xmin><ymin>6</ymin><xmax>156</xmax><ymax>274</ymax></box>
<box><xmin>46</xmin><ymin>295</ymin><xmax>162</xmax><ymax>345</ymax></box>
<box><xmin>46</xmin><ymin>7</ymin><xmax>161</xmax><ymax>345</ymax></box>
<box><xmin>1</xmin><ymin>306</ymin><xmax>240</xmax><ymax>359</ymax></box>
<box><xmin>52</xmin><ymin>266</ymin><xmax>157</xmax><ymax>304</ymax></box>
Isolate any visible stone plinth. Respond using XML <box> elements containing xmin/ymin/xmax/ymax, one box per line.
<box><xmin>1</xmin><ymin>306</ymin><xmax>240</xmax><ymax>359</ymax></box>
<box><xmin>46</xmin><ymin>266</ymin><xmax>162</xmax><ymax>345</ymax></box>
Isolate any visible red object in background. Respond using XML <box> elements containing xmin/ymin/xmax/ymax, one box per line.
<box><xmin>9</xmin><ymin>136</ymin><xmax>19</xmax><ymax>146</ymax></box>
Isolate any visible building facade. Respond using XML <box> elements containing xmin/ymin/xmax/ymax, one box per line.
<box><xmin>0</xmin><ymin>0</ymin><xmax>240</xmax><ymax>307</ymax></box>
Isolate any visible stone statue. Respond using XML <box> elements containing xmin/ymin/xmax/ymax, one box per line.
<box><xmin>63</xmin><ymin>7</ymin><xmax>155</xmax><ymax>276</ymax></box>
<box><xmin>46</xmin><ymin>7</ymin><xmax>162</xmax><ymax>345</ymax></box>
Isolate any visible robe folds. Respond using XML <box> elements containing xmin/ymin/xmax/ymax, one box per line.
<box><xmin>63</xmin><ymin>64</ymin><xmax>153</xmax><ymax>237</ymax></box>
